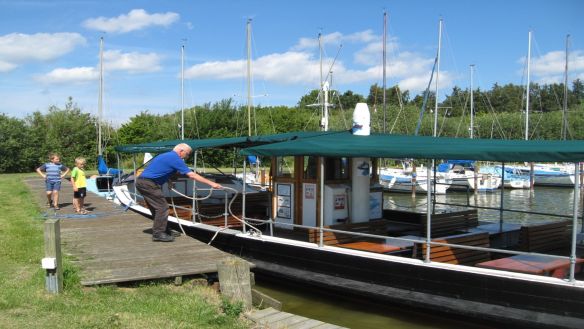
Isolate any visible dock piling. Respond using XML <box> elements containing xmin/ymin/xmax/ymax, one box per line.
<box><xmin>43</xmin><ymin>219</ymin><xmax>63</xmax><ymax>294</ymax></box>
<box><xmin>217</xmin><ymin>258</ymin><xmax>253</xmax><ymax>310</ymax></box>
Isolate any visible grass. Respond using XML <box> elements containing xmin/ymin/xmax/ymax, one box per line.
<box><xmin>0</xmin><ymin>173</ymin><xmax>252</xmax><ymax>329</ymax></box>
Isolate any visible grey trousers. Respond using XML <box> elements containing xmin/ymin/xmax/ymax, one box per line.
<box><xmin>135</xmin><ymin>178</ymin><xmax>169</xmax><ymax>235</ymax></box>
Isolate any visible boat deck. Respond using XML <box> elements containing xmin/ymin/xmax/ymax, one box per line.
<box><xmin>26</xmin><ymin>177</ymin><xmax>250</xmax><ymax>285</ymax></box>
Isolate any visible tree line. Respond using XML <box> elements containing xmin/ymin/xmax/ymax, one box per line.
<box><xmin>1</xmin><ymin>81</ymin><xmax>582</xmax><ymax>173</ymax></box>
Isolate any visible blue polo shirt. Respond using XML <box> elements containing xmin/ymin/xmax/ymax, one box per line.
<box><xmin>140</xmin><ymin>151</ymin><xmax>191</xmax><ymax>185</ymax></box>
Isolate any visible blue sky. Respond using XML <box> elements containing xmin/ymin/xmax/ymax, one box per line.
<box><xmin>1</xmin><ymin>0</ymin><xmax>582</xmax><ymax>125</ymax></box>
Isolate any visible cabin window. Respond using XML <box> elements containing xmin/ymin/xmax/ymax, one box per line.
<box><xmin>325</xmin><ymin>157</ymin><xmax>349</xmax><ymax>180</ymax></box>
<box><xmin>276</xmin><ymin>156</ymin><xmax>295</xmax><ymax>178</ymax></box>
<box><xmin>303</xmin><ymin>156</ymin><xmax>317</xmax><ymax>179</ymax></box>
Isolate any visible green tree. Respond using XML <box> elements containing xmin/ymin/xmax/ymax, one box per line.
<box><xmin>26</xmin><ymin>97</ymin><xmax>96</xmax><ymax>168</ymax></box>
<box><xmin>0</xmin><ymin>114</ymin><xmax>36</xmax><ymax>172</ymax></box>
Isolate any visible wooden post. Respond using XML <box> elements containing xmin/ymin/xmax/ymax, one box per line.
<box><xmin>43</xmin><ymin>219</ymin><xmax>63</xmax><ymax>294</ymax></box>
<box><xmin>217</xmin><ymin>258</ymin><xmax>252</xmax><ymax>310</ymax></box>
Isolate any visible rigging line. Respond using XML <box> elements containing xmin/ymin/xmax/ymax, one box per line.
<box><xmin>414</xmin><ymin>56</ymin><xmax>438</xmax><ymax>136</ymax></box>
<box><xmin>475</xmin><ymin>69</ymin><xmax>507</xmax><ymax>139</ymax></box>
<box><xmin>454</xmin><ymin>91</ymin><xmax>469</xmax><ymax>138</ymax></box>
<box><xmin>441</xmin><ymin>21</ymin><xmax>463</xmax><ymax>94</ymax></box>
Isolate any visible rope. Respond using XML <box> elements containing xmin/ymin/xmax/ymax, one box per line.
<box><xmin>167</xmin><ymin>184</ymin><xmax>263</xmax><ymax>241</ymax></box>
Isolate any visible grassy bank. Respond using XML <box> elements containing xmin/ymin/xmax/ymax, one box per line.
<box><xmin>0</xmin><ymin>173</ymin><xmax>250</xmax><ymax>329</ymax></box>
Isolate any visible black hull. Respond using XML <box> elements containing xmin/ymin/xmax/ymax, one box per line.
<box><xmin>173</xmin><ymin>222</ymin><xmax>584</xmax><ymax>329</ymax></box>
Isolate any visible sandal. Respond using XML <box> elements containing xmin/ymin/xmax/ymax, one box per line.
<box><xmin>54</xmin><ymin>206</ymin><xmax>60</xmax><ymax>210</ymax></box>
<box><xmin>80</xmin><ymin>209</ymin><xmax>89</xmax><ymax>215</ymax></box>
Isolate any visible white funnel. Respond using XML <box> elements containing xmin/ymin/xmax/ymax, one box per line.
<box><xmin>352</xmin><ymin>103</ymin><xmax>370</xmax><ymax>136</ymax></box>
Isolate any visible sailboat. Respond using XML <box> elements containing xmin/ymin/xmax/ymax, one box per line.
<box><xmin>94</xmin><ymin>37</ymin><xmax>121</xmax><ymax>193</ymax></box>
<box><xmin>505</xmin><ymin>32</ymin><xmax>576</xmax><ymax>187</ymax></box>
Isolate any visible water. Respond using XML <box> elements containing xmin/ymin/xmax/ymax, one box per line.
<box><xmin>254</xmin><ymin>277</ymin><xmax>494</xmax><ymax>329</ymax></box>
<box><xmin>385</xmin><ymin>187</ymin><xmax>583</xmax><ymax>227</ymax></box>
<box><xmin>253</xmin><ymin>187</ymin><xmax>584</xmax><ymax>329</ymax></box>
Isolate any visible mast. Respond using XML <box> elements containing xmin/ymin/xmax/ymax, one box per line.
<box><xmin>318</xmin><ymin>33</ymin><xmax>329</xmax><ymax>131</ymax></box>
<box><xmin>382</xmin><ymin>10</ymin><xmax>387</xmax><ymax>133</ymax></box>
<box><xmin>98</xmin><ymin>36</ymin><xmax>103</xmax><ymax>156</ymax></box>
<box><xmin>470</xmin><ymin>64</ymin><xmax>475</xmax><ymax>139</ymax></box>
<box><xmin>525</xmin><ymin>30</ymin><xmax>531</xmax><ymax>141</ymax></box>
<box><xmin>246</xmin><ymin>18</ymin><xmax>253</xmax><ymax>136</ymax></box>
<box><xmin>181</xmin><ymin>43</ymin><xmax>185</xmax><ymax>140</ymax></box>
<box><xmin>433</xmin><ymin>18</ymin><xmax>442</xmax><ymax>137</ymax></box>
<box><xmin>562</xmin><ymin>34</ymin><xmax>570</xmax><ymax>140</ymax></box>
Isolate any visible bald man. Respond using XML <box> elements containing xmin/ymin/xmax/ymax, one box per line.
<box><xmin>136</xmin><ymin>143</ymin><xmax>222</xmax><ymax>242</ymax></box>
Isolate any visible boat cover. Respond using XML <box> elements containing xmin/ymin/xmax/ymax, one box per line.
<box><xmin>240</xmin><ymin>130</ymin><xmax>584</xmax><ymax>162</ymax></box>
<box><xmin>114</xmin><ymin>131</ymin><xmax>332</xmax><ymax>154</ymax></box>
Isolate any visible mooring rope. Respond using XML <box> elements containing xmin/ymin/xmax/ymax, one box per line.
<box><xmin>168</xmin><ymin>184</ymin><xmax>263</xmax><ymax>242</ymax></box>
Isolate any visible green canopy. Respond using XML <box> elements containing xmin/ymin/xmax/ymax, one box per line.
<box><xmin>240</xmin><ymin>131</ymin><xmax>584</xmax><ymax>162</ymax></box>
<box><xmin>114</xmin><ymin>131</ymin><xmax>333</xmax><ymax>154</ymax></box>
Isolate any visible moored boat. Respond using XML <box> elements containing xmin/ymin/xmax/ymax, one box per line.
<box><xmin>113</xmin><ymin>128</ymin><xmax>584</xmax><ymax>329</ymax></box>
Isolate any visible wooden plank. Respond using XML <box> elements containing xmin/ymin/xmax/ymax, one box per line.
<box><xmin>26</xmin><ymin>178</ymin><xmax>253</xmax><ymax>287</ymax></box>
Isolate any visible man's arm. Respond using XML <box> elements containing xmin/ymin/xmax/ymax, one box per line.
<box><xmin>186</xmin><ymin>171</ymin><xmax>222</xmax><ymax>189</ymax></box>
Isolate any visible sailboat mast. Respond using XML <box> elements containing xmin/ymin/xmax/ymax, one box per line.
<box><xmin>181</xmin><ymin>43</ymin><xmax>185</xmax><ymax>140</ymax></box>
<box><xmin>525</xmin><ymin>30</ymin><xmax>531</xmax><ymax>141</ymax></box>
<box><xmin>470</xmin><ymin>64</ymin><xmax>475</xmax><ymax>139</ymax></box>
<box><xmin>562</xmin><ymin>34</ymin><xmax>570</xmax><ymax>140</ymax></box>
<box><xmin>98</xmin><ymin>37</ymin><xmax>103</xmax><ymax>156</ymax></box>
<box><xmin>433</xmin><ymin>19</ymin><xmax>442</xmax><ymax>137</ymax></box>
<box><xmin>246</xmin><ymin>18</ymin><xmax>253</xmax><ymax>137</ymax></box>
<box><xmin>382</xmin><ymin>11</ymin><xmax>387</xmax><ymax>133</ymax></box>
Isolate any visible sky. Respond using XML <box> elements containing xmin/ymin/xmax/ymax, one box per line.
<box><xmin>1</xmin><ymin>0</ymin><xmax>583</xmax><ymax>125</ymax></box>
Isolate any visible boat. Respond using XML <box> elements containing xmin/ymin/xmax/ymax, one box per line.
<box><xmin>379</xmin><ymin>166</ymin><xmax>451</xmax><ymax>194</ymax></box>
<box><xmin>113</xmin><ymin>115</ymin><xmax>584</xmax><ymax>328</ymax></box>
<box><xmin>94</xmin><ymin>37</ymin><xmax>122</xmax><ymax>193</ymax></box>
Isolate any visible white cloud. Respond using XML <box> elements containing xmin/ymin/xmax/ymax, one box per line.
<box><xmin>35</xmin><ymin>67</ymin><xmax>98</xmax><ymax>84</ymax></box>
<box><xmin>103</xmin><ymin>50</ymin><xmax>162</xmax><ymax>73</ymax></box>
<box><xmin>292</xmin><ymin>30</ymin><xmax>376</xmax><ymax>50</ymax></box>
<box><xmin>82</xmin><ymin>9</ymin><xmax>179</xmax><ymax>33</ymax></box>
<box><xmin>184</xmin><ymin>28</ymin><xmax>452</xmax><ymax>97</ymax></box>
<box><xmin>519</xmin><ymin>50</ymin><xmax>584</xmax><ymax>84</ymax></box>
<box><xmin>0</xmin><ymin>32</ymin><xmax>86</xmax><ymax>71</ymax></box>
<box><xmin>0</xmin><ymin>60</ymin><xmax>17</xmax><ymax>72</ymax></box>
<box><xmin>36</xmin><ymin>49</ymin><xmax>162</xmax><ymax>84</ymax></box>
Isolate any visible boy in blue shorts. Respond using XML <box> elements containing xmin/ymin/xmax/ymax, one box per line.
<box><xmin>36</xmin><ymin>153</ymin><xmax>70</xmax><ymax>210</ymax></box>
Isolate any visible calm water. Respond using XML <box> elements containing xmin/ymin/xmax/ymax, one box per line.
<box><xmin>253</xmin><ymin>187</ymin><xmax>584</xmax><ymax>329</ymax></box>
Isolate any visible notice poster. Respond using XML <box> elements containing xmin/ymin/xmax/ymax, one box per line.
<box><xmin>334</xmin><ymin>194</ymin><xmax>346</xmax><ymax>209</ymax></box>
<box><xmin>276</xmin><ymin>183</ymin><xmax>292</xmax><ymax>219</ymax></box>
<box><xmin>304</xmin><ymin>184</ymin><xmax>315</xmax><ymax>199</ymax></box>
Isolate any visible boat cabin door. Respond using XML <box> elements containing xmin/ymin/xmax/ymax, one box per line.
<box><xmin>271</xmin><ymin>156</ymin><xmax>352</xmax><ymax>230</ymax></box>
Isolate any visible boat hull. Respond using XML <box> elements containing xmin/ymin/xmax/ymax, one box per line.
<box><xmin>114</xmin><ymin>185</ymin><xmax>584</xmax><ymax>328</ymax></box>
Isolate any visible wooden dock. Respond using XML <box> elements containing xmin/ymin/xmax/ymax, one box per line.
<box><xmin>246</xmin><ymin>307</ymin><xmax>348</xmax><ymax>329</ymax></box>
<box><xmin>25</xmin><ymin>177</ymin><xmax>250</xmax><ymax>285</ymax></box>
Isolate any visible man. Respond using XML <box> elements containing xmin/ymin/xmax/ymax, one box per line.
<box><xmin>136</xmin><ymin>143</ymin><xmax>222</xmax><ymax>242</ymax></box>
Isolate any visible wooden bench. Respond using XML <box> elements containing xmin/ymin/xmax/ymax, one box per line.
<box><xmin>308</xmin><ymin>220</ymin><xmax>390</xmax><ymax>246</ymax></box>
<box><xmin>412</xmin><ymin>232</ymin><xmax>491</xmax><ymax>266</ymax></box>
<box><xmin>384</xmin><ymin>209</ymin><xmax>478</xmax><ymax>237</ymax></box>
<box><xmin>519</xmin><ymin>220</ymin><xmax>572</xmax><ymax>254</ymax></box>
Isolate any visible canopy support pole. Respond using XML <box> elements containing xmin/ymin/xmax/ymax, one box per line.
<box><xmin>499</xmin><ymin>162</ymin><xmax>505</xmax><ymax>230</ymax></box>
<box><xmin>242</xmin><ymin>157</ymin><xmax>247</xmax><ymax>234</ymax></box>
<box><xmin>132</xmin><ymin>155</ymin><xmax>137</xmax><ymax>202</ymax></box>
<box><xmin>319</xmin><ymin>156</ymin><xmax>325</xmax><ymax>248</ymax></box>
<box><xmin>569</xmin><ymin>162</ymin><xmax>581</xmax><ymax>282</ymax></box>
<box><xmin>192</xmin><ymin>153</ymin><xmax>198</xmax><ymax>223</ymax></box>
<box><xmin>425</xmin><ymin>159</ymin><xmax>433</xmax><ymax>262</ymax></box>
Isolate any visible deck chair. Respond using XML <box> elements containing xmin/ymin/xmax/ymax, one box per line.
<box><xmin>97</xmin><ymin>155</ymin><xmax>122</xmax><ymax>176</ymax></box>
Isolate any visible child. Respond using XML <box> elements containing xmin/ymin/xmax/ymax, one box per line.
<box><xmin>36</xmin><ymin>153</ymin><xmax>69</xmax><ymax>210</ymax></box>
<box><xmin>71</xmin><ymin>157</ymin><xmax>89</xmax><ymax>214</ymax></box>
